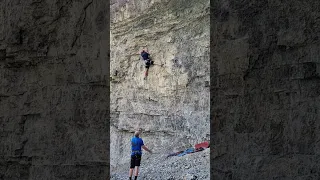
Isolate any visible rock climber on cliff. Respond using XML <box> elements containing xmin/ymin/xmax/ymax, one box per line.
<box><xmin>129</xmin><ymin>130</ymin><xmax>152</xmax><ymax>180</ymax></box>
<box><xmin>140</xmin><ymin>48</ymin><xmax>154</xmax><ymax>68</ymax></box>
<box><xmin>140</xmin><ymin>48</ymin><xmax>154</xmax><ymax>79</ymax></box>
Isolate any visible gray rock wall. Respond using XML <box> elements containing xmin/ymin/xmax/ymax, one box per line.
<box><xmin>110</xmin><ymin>0</ymin><xmax>210</xmax><ymax>169</ymax></box>
<box><xmin>0</xmin><ymin>0</ymin><xmax>109</xmax><ymax>179</ymax></box>
<box><xmin>212</xmin><ymin>0</ymin><xmax>320</xmax><ymax>179</ymax></box>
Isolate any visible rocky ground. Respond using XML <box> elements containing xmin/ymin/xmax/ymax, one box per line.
<box><xmin>111</xmin><ymin>148</ymin><xmax>210</xmax><ymax>180</ymax></box>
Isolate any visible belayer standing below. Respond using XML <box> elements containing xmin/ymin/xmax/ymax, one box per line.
<box><xmin>129</xmin><ymin>130</ymin><xmax>152</xmax><ymax>180</ymax></box>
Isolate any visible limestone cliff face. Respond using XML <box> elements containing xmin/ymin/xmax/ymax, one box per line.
<box><xmin>212</xmin><ymin>0</ymin><xmax>320</xmax><ymax>179</ymax></box>
<box><xmin>0</xmin><ymin>0</ymin><xmax>108</xmax><ymax>179</ymax></box>
<box><xmin>110</xmin><ymin>0</ymin><xmax>210</xmax><ymax>169</ymax></box>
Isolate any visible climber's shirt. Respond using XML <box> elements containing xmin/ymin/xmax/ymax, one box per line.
<box><xmin>131</xmin><ymin>136</ymin><xmax>144</xmax><ymax>156</ymax></box>
<box><xmin>141</xmin><ymin>51</ymin><xmax>150</xmax><ymax>60</ymax></box>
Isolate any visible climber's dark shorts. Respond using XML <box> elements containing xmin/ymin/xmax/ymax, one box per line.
<box><xmin>145</xmin><ymin>59</ymin><xmax>154</xmax><ymax>69</ymax></box>
<box><xmin>130</xmin><ymin>154</ymin><xmax>142</xmax><ymax>168</ymax></box>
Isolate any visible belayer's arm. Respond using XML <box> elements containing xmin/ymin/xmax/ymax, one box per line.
<box><xmin>142</xmin><ymin>145</ymin><xmax>152</xmax><ymax>153</ymax></box>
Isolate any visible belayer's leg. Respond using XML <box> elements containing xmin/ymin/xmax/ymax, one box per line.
<box><xmin>134</xmin><ymin>166</ymin><xmax>139</xmax><ymax>179</ymax></box>
<box><xmin>134</xmin><ymin>155</ymin><xmax>141</xmax><ymax>179</ymax></box>
<box><xmin>129</xmin><ymin>156</ymin><xmax>135</xmax><ymax>179</ymax></box>
<box><xmin>129</xmin><ymin>168</ymin><xmax>134</xmax><ymax>179</ymax></box>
